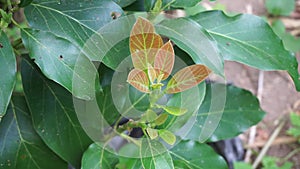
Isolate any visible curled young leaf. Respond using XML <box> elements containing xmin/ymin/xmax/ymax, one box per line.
<box><xmin>127</xmin><ymin>69</ymin><xmax>150</xmax><ymax>93</ymax></box>
<box><xmin>165</xmin><ymin>64</ymin><xmax>211</xmax><ymax>94</ymax></box>
<box><xmin>154</xmin><ymin>41</ymin><xmax>175</xmax><ymax>80</ymax></box>
<box><xmin>162</xmin><ymin>106</ymin><xmax>188</xmax><ymax>116</ymax></box>
<box><xmin>159</xmin><ymin>129</ymin><xmax>176</xmax><ymax>145</ymax></box>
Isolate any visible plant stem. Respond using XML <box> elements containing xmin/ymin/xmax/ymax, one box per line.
<box><xmin>280</xmin><ymin>147</ymin><xmax>300</xmax><ymax>163</ymax></box>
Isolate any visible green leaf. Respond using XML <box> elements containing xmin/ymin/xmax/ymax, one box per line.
<box><xmin>171</xmin><ymin>0</ymin><xmax>202</xmax><ymax>8</ymax></box>
<box><xmin>0</xmin><ymin>95</ymin><xmax>67</xmax><ymax>169</ymax></box>
<box><xmin>162</xmin><ymin>82</ymin><xmax>206</xmax><ymax>132</ymax></box>
<box><xmin>234</xmin><ymin>162</ymin><xmax>253</xmax><ymax>169</ymax></box>
<box><xmin>21</xmin><ymin>58</ymin><xmax>92</xmax><ymax>168</ymax></box>
<box><xmin>113</xmin><ymin>0</ymin><xmax>137</xmax><ymax>7</ymax></box>
<box><xmin>146</xmin><ymin>128</ymin><xmax>159</xmax><ymax>139</ymax></box>
<box><xmin>0</xmin><ymin>31</ymin><xmax>16</xmax><ymax>120</ymax></box>
<box><xmin>24</xmin><ymin>0</ymin><xmax>123</xmax><ymax>61</ymax></box>
<box><xmin>141</xmin><ymin>109</ymin><xmax>158</xmax><ymax>123</ymax></box>
<box><xmin>262</xmin><ymin>156</ymin><xmax>293</xmax><ymax>169</ymax></box>
<box><xmin>129</xmin><ymin>85</ymin><xmax>151</xmax><ymax>112</ymax></box>
<box><xmin>266</xmin><ymin>0</ymin><xmax>295</xmax><ymax>16</ymax></box>
<box><xmin>19</xmin><ymin>0</ymin><xmax>33</xmax><ymax>7</ymax></box>
<box><xmin>117</xmin><ymin>143</ymin><xmax>142</xmax><ymax>169</ymax></box>
<box><xmin>281</xmin><ymin>33</ymin><xmax>300</xmax><ymax>52</ymax></box>
<box><xmin>154</xmin><ymin>113</ymin><xmax>168</xmax><ymax>125</ymax></box>
<box><xmin>185</xmin><ymin>83</ymin><xmax>265</xmax><ymax>142</ymax></box>
<box><xmin>158</xmin><ymin>129</ymin><xmax>176</xmax><ymax>145</ymax></box>
<box><xmin>191</xmin><ymin>11</ymin><xmax>300</xmax><ymax>91</ymax></box>
<box><xmin>156</xmin><ymin>17</ymin><xmax>224</xmax><ymax>76</ymax></box>
<box><xmin>97</xmin><ymin>86</ymin><xmax>121</xmax><ymax>125</ymax></box>
<box><xmin>21</xmin><ymin>29</ymin><xmax>100</xmax><ymax>100</ymax></box>
<box><xmin>169</xmin><ymin>140</ymin><xmax>228</xmax><ymax>169</ymax></box>
<box><xmin>81</xmin><ymin>143</ymin><xmax>119</xmax><ymax>169</ymax></box>
<box><xmin>161</xmin><ymin>106</ymin><xmax>188</xmax><ymax>116</ymax></box>
<box><xmin>140</xmin><ymin>139</ymin><xmax>174</xmax><ymax>169</ymax></box>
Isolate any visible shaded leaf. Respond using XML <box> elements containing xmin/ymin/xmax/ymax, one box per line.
<box><xmin>19</xmin><ymin>0</ymin><xmax>33</xmax><ymax>7</ymax></box>
<box><xmin>0</xmin><ymin>31</ymin><xmax>16</xmax><ymax>120</ymax></box>
<box><xmin>170</xmin><ymin>141</ymin><xmax>228</xmax><ymax>169</ymax></box>
<box><xmin>127</xmin><ymin>68</ymin><xmax>150</xmax><ymax>93</ymax></box>
<box><xmin>191</xmin><ymin>11</ymin><xmax>300</xmax><ymax>91</ymax></box>
<box><xmin>158</xmin><ymin>130</ymin><xmax>176</xmax><ymax>145</ymax></box>
<box><xmin>185</xmin><ymin>84</ymin><xmax>265</xmax><ymax>142</ymax></box>
<box><xmin>156</xmin><ymin>18</ymin><xmax>224</xmax><ymax>76</ymax></box>
<box><xmin>21</xmin><ymin>58</ymin><xmax>92</xmax><ymax>167</ymax></box>
<box><xmin>154</xmin><ymin>41</ymin><xmax>175</xmax><ymax>80</ymax></box>
<box><xmin>171</xmin><ymin>0</ymin><xmax>202</xmax><ymax>8</ymax></box>
<box><xmin>165</xmin><ymin>64</ymin><xmax>211</xmax><ymax>94</ymax></box>
<box><xmin>81</xmin><ymin>143</ymin><xmax>119</xmax><ymax>169</ymax></box>
<box><xmin>162</xmin><ymin>106</ymin><xmax>188</xmax><ymax>116</ymax></box>
<box><xmin>0</xmin><ymin>95</ymin><xmax>67</xmax><ymax>169</ymax></box>
<box><xmin>117</xmin><ymin>143</ymin><xmax>142</xmax><ymax>169</ymax></box>
<box><xmin>21</xmin><ymin>29</ymin><xmax>100</xmax><ymax>100</ymax></box>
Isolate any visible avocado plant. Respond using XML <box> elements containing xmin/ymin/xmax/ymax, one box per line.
<box><xmin>0</xmin><ymin>0</ymin><xmax>299</xmax><ymax>169</ymax></box>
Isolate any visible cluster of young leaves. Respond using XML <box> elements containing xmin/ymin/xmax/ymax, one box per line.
<box><xmin>126</xmin><ymin>17</ymin><xmax>211</xmax><ymax>145</ymax></box>
<box><xmin>0</xmin><ymin>0</ymin><xmax>298</xmax><ymax>168</ymax></box>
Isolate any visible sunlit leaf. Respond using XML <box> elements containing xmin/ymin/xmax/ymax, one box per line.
<box><xmin>162</xmin><ymin>106</ymin><xmax>188</xmax><ymax>116</ymax></box>
<box><xmin>146</xmin><ymin>128</ymin><xmax>158</xmax><ymax>139</ymax></box>
<box><xmin>147</xmin><ymin>63</ymin><xmax>157</xmax><ymax>84</ymax></box>
<box><xmin>127</xmin><ymin>68</ymin><xmax>150</xmax><ymax>93</ymax></box>
<box><xmin>155</xmin><ymin>113</ymin><xmax>168</xmax><ymax>125</ymax></box>
<box><xmin>130</xmin><ymin>17</ymin><xmax>163</xmax><ymax>70</ymax></box>
<box><xmin>158</xmin><ymin>129</ymin><xmax>176</xmax><ymax>145</ymax></box>
<box><xmin>154</xmin><ymin>41</ymin><xmax>175</xmax><ymax>80</ymax></box>
<box><xmin>165</xmin><ymin>64</ymin><xmax>211</xmax><ymax>93</ymax></box>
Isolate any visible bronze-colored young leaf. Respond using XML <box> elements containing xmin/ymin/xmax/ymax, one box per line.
<box><xmin>146</xmin><ymin>127</ymin><xmax>158</xmax><ymax>139</ymax></box>
<box><xmin>154</xmin><ymin>41</ymin><xmax>175</xmax><ymax>80</ymax></box>
<box><xmin>162</xmin><ymin>106</ymin><xmax>188</xmax><ymax>116</ymax></box>
<box><xmin>130</xmin><ymin>17</ymin><xmax>163</xmax><ymax>70</ymax></box>
<box><xmin>159</xmin><ymin>129</ymin><xmax>176</xmax><ymax>145</ymax></box>
<box><xmin>165</xmin><ymin>64</ymin><xmax>211</xmax><ymax>94</ymax></box>
<box><xmin>127</xmin><ymin>68</ymin><xmax>150</xmax><ymax>93</ymax></box>
<box><xmin>131</xmin><ymin>17</ymin><xmax>155</xmax><ymax>36</ymax></box>
<box><xmin>130</xmin><ymin>34</ymin><xmax>163</xmax><ymax>70</ymax></box>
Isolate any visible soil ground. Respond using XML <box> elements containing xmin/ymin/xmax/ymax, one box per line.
<box><xmin>201</xmin><ymin>0</ymin><xmax>300</xmax><ymax>168</ymax></box>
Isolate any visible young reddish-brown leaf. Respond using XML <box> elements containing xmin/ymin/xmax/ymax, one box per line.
<box><xmin>130</xmin><ymin>34</ymin><xmax>163</xmax><ymax>70</ymax></box>
<box><xmin>130</xmin><ymin>17</ymin><xmax>163</xmax><ymax>70</ymax></box>
<box><xmin>154</xmin><ymin>41</ymin><xmax>175</xmax><ymax>80</ymax></box>
<box><xmin>127</xmin><ymin>68</ymin><xmax>150</xmax><ymax>93</ymax></box>
<box><xmin>165</xmin><ymin>65</ymin><xmax>211</xmax><ymax>94</ymax></box>
<box><xmin>131</xmin><ymin>17</ymin><xmax>155</xmax><ymax>36</ymax></box>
